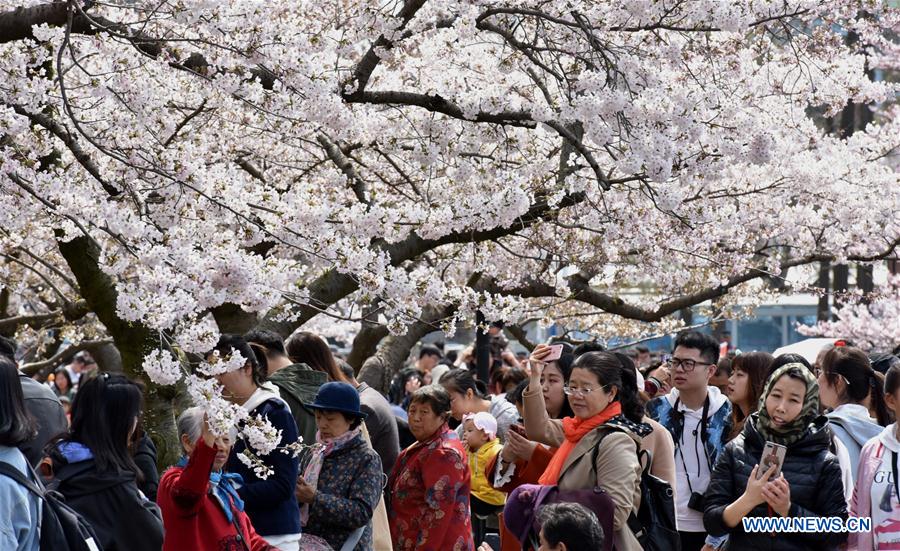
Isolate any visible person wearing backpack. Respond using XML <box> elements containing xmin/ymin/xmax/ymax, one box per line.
<box><xmin>703</xmin><ymin>363</ymin><xmax>848</xmax><ymax>550</ymax></box>
<box><xmin>44</xmin><ymin>373</ymin><xmax>164</xmax><ymax>551</ymax></box>
<box><xmin>0</xmin><ymin>356</ymin><xmax>41</xmax><ymax>550</ymax></box>
<box><xmin>0</xmin><ymin>336</ymin><xmax>68</xmax><ymax>469</ymax></box>
<box><xmin>524</xmin><ymin>346</ymin><xmax>649</xmax><ymax>551</ymax></box>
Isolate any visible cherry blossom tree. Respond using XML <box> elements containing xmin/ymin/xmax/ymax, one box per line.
<box><xmin>799</xmin><ymin>275</ymin><xmax>900</xmax><ymax>353</ymax></box>
<box><xmin>1</xmin><ymin>0</ymin><xmax>899</xmax><ymax>465</ymax></box>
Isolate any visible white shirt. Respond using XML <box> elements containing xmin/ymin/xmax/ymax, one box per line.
<box><xmin>870</xmin><ymin>441</ymin><xmax>900</xmax><ymax>549</ymax></box>
<box><xmin>674</xmin><ymin>400</ymin><xmax>713</xmax><ymax>532</ymax></box>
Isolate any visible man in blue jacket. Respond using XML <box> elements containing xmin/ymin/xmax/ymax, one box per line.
<box><xmin>647</xmin><ymin>331</ymin><xmax>732</xmax><ymax>551</ymax></box>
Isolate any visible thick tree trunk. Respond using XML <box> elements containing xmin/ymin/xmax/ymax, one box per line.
<box><xmin>211</xmin><ymin>303</ymin><xmax>259</xmax><ymax>334</ymax></box>
<box><xmin>346</xmin><ymin>323</ymin><xmax>390</xmax><ymax>373</ymax></box>
<box><xmin>57</xmin><ymin>235</ymin><xmax>180</xmax><ymax>470</ymax></box>
<box><xmin>357</xmin><ymin>305</ymin><xmax>454</xmax><ymax>394</ymax></box>
<box><xmin>91</xmin><ymin>342</ymin><xmax>123</xmax><ymax>374</ymax></box>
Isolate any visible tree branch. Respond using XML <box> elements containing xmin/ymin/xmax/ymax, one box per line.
<box><xmin>317</xmin><ymin>134</ymin><xmax>370</xmax><ymax>206</ymax></box>
<box><xmin>357</xmin><ymin>304</ymin><xmax>455</xmax><ymax>393</ymax></box>
<box><xmin>19</xmin><ymin>338</ymin><xmax>113</xmax><ymax>376</ymax></box>
<box><xmin>0</xmin><ymin>311</ymin><xmax>62</xmax><ymax>333</ymax></box>
<box><xmin>256</xmin><ymin>191</ymin><xmax>587</xmax><ymax>336</ymax></box>
<box><xmin>342</xmin><ymin>0</ymin><xmax>428</xmax><ymax>96</ymax></box>
<box><xmin>0</xmin><ymin>3</ymin><xmax>68</xmax><ymax>43</ymax></box>
<box><xmin>0</xmin><ymin>299</ymin><xmax>89</xmax><ymax>334</ymax></box>
<box><xmin>505</xmin><ymin>324</ymin><xmax>536</xmax><ymax>351</ymax></box>
<box><xmin>344</xmin><ymin>90</ymin><xmax>537</xmax><ymax>128</ymax></box>
<box><xmin>491</xmin><ymin>238</ymin><xmax>900</xmax><ymax>322</ymax></box>
<box><xmin>9</xmin><ymin>104</ymin><xmax>120</xmax><ymax>196</ymax></box>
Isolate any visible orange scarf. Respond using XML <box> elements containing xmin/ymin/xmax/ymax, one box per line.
<box><xmin>538</xmin><ymin>402</ymin><xmax>622</xmax><ymax>485</ymax></box>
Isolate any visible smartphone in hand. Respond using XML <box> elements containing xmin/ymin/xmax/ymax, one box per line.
<box><xmin>544</xmin><ymin>344</ymin><xmax>564</xmax><ymax>362</ymax></box>
<box><xmin>757</xmin><ymin>441</ymin><xmax>787</xmax><ymax>480</ymax></box>
<box><xmin>510</xmin><ymin>424</ymin><xmax>527</xmax><ymax>437</ymax></box>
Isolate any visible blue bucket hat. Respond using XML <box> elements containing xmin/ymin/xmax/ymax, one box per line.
<box><xmin>307</xmin><ymin>382</ymin><xmax>367</xmax><ymax>419</ymax></box>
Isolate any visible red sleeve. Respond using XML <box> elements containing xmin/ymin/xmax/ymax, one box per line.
<box><xmin>166</xmin><ymin>440</ymin><xmax>216</xmax><ymax>514</ymax></box>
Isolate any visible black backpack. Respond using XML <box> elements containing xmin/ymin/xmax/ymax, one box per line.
<box><xmin>0</xmin><ymin>463</ymin><xmax>103</xmax><ymax>551</ymax></box>
<box><xmin>627</xmin><ymin>449</ymin><xmax>680</xmax><ymax>551</ymax></box>
<box><xmin>591</xmin><ymin>428</ymin><xmax>680</xmax><ymax>551</ymax></box>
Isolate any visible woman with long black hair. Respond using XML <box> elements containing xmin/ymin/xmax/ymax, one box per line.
<box><xmin>45</xmin><ymin>372</ymin><xmax>163</xmax><ymax>551</ymax></box>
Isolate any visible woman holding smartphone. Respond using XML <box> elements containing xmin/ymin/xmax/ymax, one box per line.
<box><xmin>703</xmin><ymin>363</ymin><xmax>848</xmax><ymax>550</ymax></box>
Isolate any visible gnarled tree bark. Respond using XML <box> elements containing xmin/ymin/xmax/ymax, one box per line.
<box><xmin>57</xmin><ymin>234</ymin><xmax>180</xmax><ymax>469</ymax></box>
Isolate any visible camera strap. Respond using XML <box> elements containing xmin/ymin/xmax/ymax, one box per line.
<box><xmin>674</xmin><ymin>394</ymin><xmax>713</xmax><ymax>491</ymax></box>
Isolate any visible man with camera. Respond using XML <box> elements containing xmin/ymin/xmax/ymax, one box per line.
<box><xmin>647</xmin><ymin>331</ymin><xmax>733</xmax><ymax>551</ymax></box>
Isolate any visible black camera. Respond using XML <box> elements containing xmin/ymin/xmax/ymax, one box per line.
<box><xmin>688</xmin><ymin>491</ymin><xmax>705</xmax><ymax>512</ymax></box>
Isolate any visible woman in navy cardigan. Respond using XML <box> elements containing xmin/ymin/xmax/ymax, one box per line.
<box><xmin>212</xmin><ymin>334</ymin><xmax>302</xmax><ymax>551</ymax></box>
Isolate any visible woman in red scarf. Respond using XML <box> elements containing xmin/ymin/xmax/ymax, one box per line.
<box><xmin>521</xmin><ymin>346</ymin><xmax>651</xmax><ymax>551</ymax></box>
<box><xmin>388</xmin><ymin>385</ymin><xmax>474</xmax><ymax>551</ymax></box>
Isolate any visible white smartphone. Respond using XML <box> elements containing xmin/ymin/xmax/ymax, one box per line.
<box><xmin>757</xmin><ymin>441</ymin><xmax>787</xmax><ymax>480</ymax></box>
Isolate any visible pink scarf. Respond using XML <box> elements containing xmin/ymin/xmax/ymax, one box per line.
<box><xmin>299</xmin><ymin>427</ymin><xmax>362</xmax><ymax>525</ymax></box>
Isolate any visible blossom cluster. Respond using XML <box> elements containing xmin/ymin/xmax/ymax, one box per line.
<box><xmin>0</xmin><ymin>0</ymin><xmax>898</xmax><ymax>454</ymax></box>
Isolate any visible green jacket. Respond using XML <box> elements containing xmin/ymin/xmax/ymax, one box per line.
<box><xmin>267</xmin><ymin>363</ymin><xmax>326</xmax><ymax>448</ymax></box>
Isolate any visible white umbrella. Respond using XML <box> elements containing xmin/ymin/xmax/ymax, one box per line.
<box><xmin>773</xmin><ymin>338</ymin><xmax>839</xmax><ymax>364</ymax></box>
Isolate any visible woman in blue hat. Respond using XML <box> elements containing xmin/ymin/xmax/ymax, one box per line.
<box><xmin>295</xmin><ymin>381</ymin><xmax>383</xmax><ymax>551</ymax></box>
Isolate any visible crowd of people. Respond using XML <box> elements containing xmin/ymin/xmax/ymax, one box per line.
<box><xmin>1</xmin><ymin>327</ymin><xmax>900</xmax><ymax>550</ymax></box>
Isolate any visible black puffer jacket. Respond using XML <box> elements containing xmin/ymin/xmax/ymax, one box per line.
<box><xmin>703</xmin><ymin>414</ymin><xmax>848</xmax><ymax>551</ymax></box>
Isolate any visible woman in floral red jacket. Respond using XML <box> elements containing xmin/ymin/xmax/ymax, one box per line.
<box><xmin>388</xmin><ymin>385</ymin><xmax>474</xmax><ymax>551</ymax></box>
<box><xmin>158</xmin><ymin>407</ymin><xmax>275</xmax><ymax>551</ymax></box>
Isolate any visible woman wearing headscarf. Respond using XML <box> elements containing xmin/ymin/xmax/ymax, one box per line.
<box><xmin>704</xmin><ymin>363</ymin><xmax>849</xmax><ymax>550</ymax></box>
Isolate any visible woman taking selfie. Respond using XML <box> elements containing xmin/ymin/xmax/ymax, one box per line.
<box><xmin>704</xmin><ymin>363</ymin><xmax>848</xmax><ymax>550</ymax></box>
<box><xmin>523</xmin><ymin>347</ymin><xmax>649</xmax><ymax>551</ymax></box>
